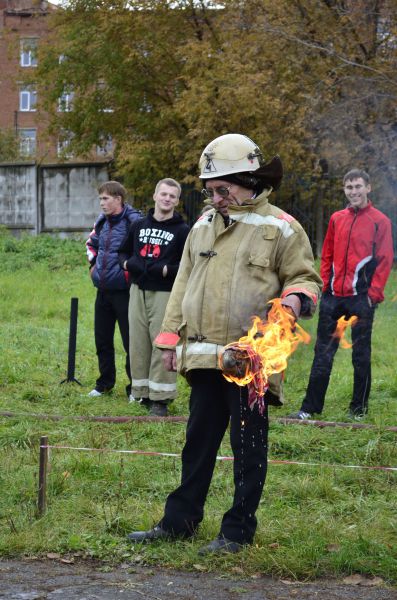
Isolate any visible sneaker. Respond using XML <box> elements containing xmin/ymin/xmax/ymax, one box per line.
<box><xmin>347</xmin><ymin>409</ymin><xmax>365</xmax><ymax>420</ymax></box>
<box><xmin>128</xmin><ymin>396</ymin><xmax>151</xmax><ymax>406</ymax></box>
<box><xmin>149</xmin><ymin>402</ymin><xmax>168</xmax><ymax>417</ymax></box>
<box><xmin>88</xmin><ymin>389</ymin><xmax>103</xmax><ymax>398</ymax></box>
<box><xmin>287</xmin><ymin>410</ymin><xmax>312</xmax><ymax>420</ymax></box>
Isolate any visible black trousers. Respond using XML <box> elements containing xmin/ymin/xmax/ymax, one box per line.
<box><xmin>301</xmin><ymin>292</ymin><xmax>375</xmax><ymax>415</ymax></box>
<box><xmin>94</xmin><ymin>289</ymin><xmax>131</xmax><ymax>395</ymax></box>
<box><xmin>160</xmin><ymin>369</ymin><xmax>268</xmax><ymax>544</ymax></box>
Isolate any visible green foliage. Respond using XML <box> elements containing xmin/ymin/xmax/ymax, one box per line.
<box><xmin>32</xmin><ymin>0</ymin><xmax>396</xmax><ymax>211</ymax></box>
<box><xmin>0</xmin><ymin>239</ymin><xmax>396</xmax><ymax>581</ymax></box>
<box><xmin>0</xmin><ymin>128</ymin><xmax>20</xmax><ymax>162</ymax></box>
<box><xmin>0</xmin><ymin>227</ymin><xmax>84</xmax><ymax>272</ymax></box>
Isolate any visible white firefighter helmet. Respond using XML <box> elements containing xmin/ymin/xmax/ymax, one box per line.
<box><xmin>199</xmin><ymin>133</ymin><xmax>283</xmax><ymax>191</ymax></box>
<box><xmin>199</xmin><ymin>133</ymin><xmax>263</xmax><ymax>179</ymax></box>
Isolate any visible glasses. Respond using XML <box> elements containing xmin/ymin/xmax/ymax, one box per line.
<box><xmin>201</xmin><ymin>184</ymin><xmax>232</xmax><ymax>199</ymax></box>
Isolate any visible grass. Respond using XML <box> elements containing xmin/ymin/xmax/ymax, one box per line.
<box><xmin>0</xmin><ymin>227</ymin><xmax>396</xmax><ymax>582</ymax></box>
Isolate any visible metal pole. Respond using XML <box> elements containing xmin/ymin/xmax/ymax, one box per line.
<box><xmin>60</xmin><ymin>297</ymin><xmax>81</xmax><ymax>385</ymax></box>
<box><xmin>37</xmin><ymin>435</ymin><xmax>48</xmax><ymax>517</ymax></box>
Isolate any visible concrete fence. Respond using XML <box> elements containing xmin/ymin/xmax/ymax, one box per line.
<box><xmin>0</xmin><ymin>162</ymin><xmax>110</xmax><ymax>237</ymax></box>
<box><xmin>1</xmin><ymin>163</ymin><xmax>395</xmax><ymax>259</ymax></box>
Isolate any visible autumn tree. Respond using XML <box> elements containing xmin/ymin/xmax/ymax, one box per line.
<box><xmin>0</xmin><ymin>129</ymin><xmax>20</xmax><ymax>162</ymax></box>
<box><xmin>33</xmin><ymin>0</ymin><xmax>396</xmax><ymax>250</ymax></box>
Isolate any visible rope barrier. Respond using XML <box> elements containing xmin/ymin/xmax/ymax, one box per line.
<box><xmin>3</xmin><ymin>411</ymin><xmax>397</xmax><ymax>431</ymax></box>
<box><xmin>41</xmin><ymin>444</ymin><xmax>397</xmax><ymax>473</ymax></box>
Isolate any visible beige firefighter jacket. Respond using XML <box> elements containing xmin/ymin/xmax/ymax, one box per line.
<box><xmin>155</xmin><ymin>189</ymin><xmax>322</xmax><ymax>398</ymax></box>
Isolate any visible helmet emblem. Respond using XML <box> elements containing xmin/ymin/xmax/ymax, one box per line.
<box><xmin>203</xmin><ymin>152</ymin><xmax>217</xmax><ymax>173</ymax></box>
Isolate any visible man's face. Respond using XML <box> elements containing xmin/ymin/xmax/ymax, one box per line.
<box><xmin>204</xmin><ymin>179</ymin><xmax>253</xmax><ymax>217</ymax></box>
<box><xmin>99</xmin><ymin>192</ymin><xmax>123</xmax><ymax>216</ymax></box>
<box><xmin>344</xmin><ymin>178</ymin><xmax>371</xmax><ymax>210</ymax></box>
<box><xmin>153</xmin><ymin>183</ymin><xmax>180</xmax><ymax>215</ymax></box>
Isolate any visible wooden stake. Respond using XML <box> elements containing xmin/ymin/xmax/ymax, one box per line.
<box><xmin>37</xmin><ymin>435</ymin><xmax>48</xmax><ymax>517</ymax></box>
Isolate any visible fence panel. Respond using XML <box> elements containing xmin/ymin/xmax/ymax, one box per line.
<box><xmin>40</xmin><ymin>163</ymin><xmax>109</xmax><ymax>235</ymax></box>
<box><xmin>0</xmin><ymin>163</ymin><xmax>37</xmax><ymax>234</ymax></box>
<box><xmin>0</xmin><ymin>166</ymin><xmax>395</xmax><ymax>259</ymax></box>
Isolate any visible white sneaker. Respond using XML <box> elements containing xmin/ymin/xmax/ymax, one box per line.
<box><xmin>88</xmin><ymin>389</ymin><xmax>103</xmax><ymax>397</ymax></box>
<box><xmin>129</xmin><ymin>394</ymin><xmax>138</xmax><ymax>403</ymax></box>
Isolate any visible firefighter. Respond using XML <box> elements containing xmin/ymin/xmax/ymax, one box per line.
<box><xmin>127</xmin><ymin>134</ymin><xmax>322</xmax><ymax>554</ymax></box>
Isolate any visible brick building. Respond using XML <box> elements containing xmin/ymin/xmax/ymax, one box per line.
<box><xmin>0</xmin><ymin>0</ymin><xmax>55</xmax><ymax>158</ymax></box>
<box><xmin>0</xmin><ymin>0</ymin><xmax>112</xmax><ymax>162</ymax></box>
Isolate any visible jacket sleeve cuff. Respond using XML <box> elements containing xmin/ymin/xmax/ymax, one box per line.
<box><xmin>281</xmin><ymin>289</ymin><xmax>318</xmax><ymax>318</ymax></box>
<box><xmin>154</xmin><ymin>332</ymin><xmax>180</xmax><ymax>350</ymax></box>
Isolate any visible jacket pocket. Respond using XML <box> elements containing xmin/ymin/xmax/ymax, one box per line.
<box><xmin>177</xmin><ymin>321</ymin><xmax>187</xmax><ymax>339</ymax></box>
<box><xmin>248</xmin><ymin>224</ymin><xmax>277</xmax><ymax>270</ymax></box>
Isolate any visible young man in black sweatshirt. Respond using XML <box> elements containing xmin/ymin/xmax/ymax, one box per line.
<box><xmin>119</xmin><ymin>178</ymin><xmax>189</xmax><ymax>416</ymax></box>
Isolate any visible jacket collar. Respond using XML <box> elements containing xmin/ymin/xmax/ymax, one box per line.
<box><xmin>347</xmin><ymin>200</ymin><xmax>372</xmax><ymax>214</ymax></box>
<box><xmin>106</xmin><ymin>205</ymin><xmax>127</xmax><ymax>224</ymax></box>
<box><xmin>228</xmin><ymin>188</ymin><xmax>272</xmax><ymax>215</ymax></box>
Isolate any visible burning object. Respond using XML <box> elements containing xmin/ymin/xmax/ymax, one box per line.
<box><xmin>332</xmin><ymin>315</ymin><xmax>358</xmax><ymax>348</ymax></box>
<box><xmin>219</xmin><ymin>298</ymin><xmax>311</xmax><ymax>414</ymax></box>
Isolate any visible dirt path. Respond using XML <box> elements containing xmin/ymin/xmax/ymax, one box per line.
<box><xmin>0</xmin><ymin>558</ymin><xmax>396</xmax><ymax>600</ymax></box>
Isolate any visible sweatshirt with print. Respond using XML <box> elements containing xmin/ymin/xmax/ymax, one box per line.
<box><xmin>118</xmin><ymin>208</ymin><xmax>189</xmax><ymax>292</ymax></box>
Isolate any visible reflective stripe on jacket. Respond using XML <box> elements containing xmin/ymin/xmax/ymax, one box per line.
<box><xmin>155</xmin><ymin>189</ymin><xmax>322</xmax><ymax>395</ymax></box>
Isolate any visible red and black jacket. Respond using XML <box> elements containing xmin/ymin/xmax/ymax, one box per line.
<box><xmin>321</xmin><ymin>202</ymin><xmax>393</xmax><ymax>304</ymax></box>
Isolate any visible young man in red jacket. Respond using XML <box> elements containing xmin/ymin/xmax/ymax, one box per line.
<box><xmin>289</xmin><ymin>169</ymin><xmax>394</xmax><ymax>420</ymax></box>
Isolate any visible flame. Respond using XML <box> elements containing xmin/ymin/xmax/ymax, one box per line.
<box><xmin>332</xmin><ymin>315</ymin><xmax>358</xmax><ymax>348</ymax></box>
<box><xmin>219</xmin><ymin>298</ymin><xmax>311</xmax><ymax>412</ymax></box>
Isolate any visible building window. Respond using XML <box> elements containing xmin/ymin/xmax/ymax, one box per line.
<box><xmin>19</xmin><ymin>87</ymin><xmax>37</xmax><ymax>111</ymax></box>
<box><xmin>20</xmin><ymin>39</ymin><xmax>38</xmax><ymax>67</ymax></box>
<box><xmin>377</xmin><ymin>18</ymin><xmax>396</xmax><ymax>48</ymax></box>
<box><xmin>96</xmin><ymin>80</ymin><xmax>114</xmax><ymax>113</ymax></box>
<box><xmin>96</xmin><ymin>135</ymin><xmax>113</xmax><ymax>157</ymax></box>
<box><xmin>58</xmin><ymin>90</ymin><xmax>74</xmax><ymax>112</ymax></box>
<box><xmin>140</xmin><ymin>92</ymin><xmax>152</xmax><ymax>113</ymax></box>
<box><xmin>57</xmin><ymin>131</ymin><xmax>74</xmax><ymax>158</ymax></box>
<box><xmin>19</xmin><ymin>128</ymin><xmax>37</xmax><ymax>157</ymax></box>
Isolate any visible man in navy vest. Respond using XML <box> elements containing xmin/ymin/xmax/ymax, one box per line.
<box><xmin>86</xmin><ymin>181</ymin><xmax>141</xmax><ymax>398</ymax></box>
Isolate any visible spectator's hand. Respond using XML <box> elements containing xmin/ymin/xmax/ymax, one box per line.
<box><xmin>162</xmin><ymin>349</ymin><xmax>177</xmax><ymax>371</ymax></box>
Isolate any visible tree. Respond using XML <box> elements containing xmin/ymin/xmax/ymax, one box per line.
<box><xmin>0</xmin><ymin>129</ymin><xmax>20</xmax><ymax>162</ymax></box>
<box><xmin>243</xmin><ymin>0</ymin><xmax>397</xmax><ymax>210</ymax></box>
<box><xmin>34</xmin><ymin>0</ymin><xmax>396</xmax><ymax>223</ymax></box>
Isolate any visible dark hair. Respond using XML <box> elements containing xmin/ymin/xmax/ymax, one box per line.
<box><xmin>98</xmin><ymin>181</ymin><xmax>127</xmax><ymax>202</ymax></box>
<box><xmin>343</xmin><ymin>169</ymin><xmax>370</xmax><ymax>185</ymax></box>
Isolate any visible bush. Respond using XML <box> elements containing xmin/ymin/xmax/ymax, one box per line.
<box><xmin>0</xmin><ymin>227</ymin><xmax>85</xmax><ymax>271</ymax></box>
